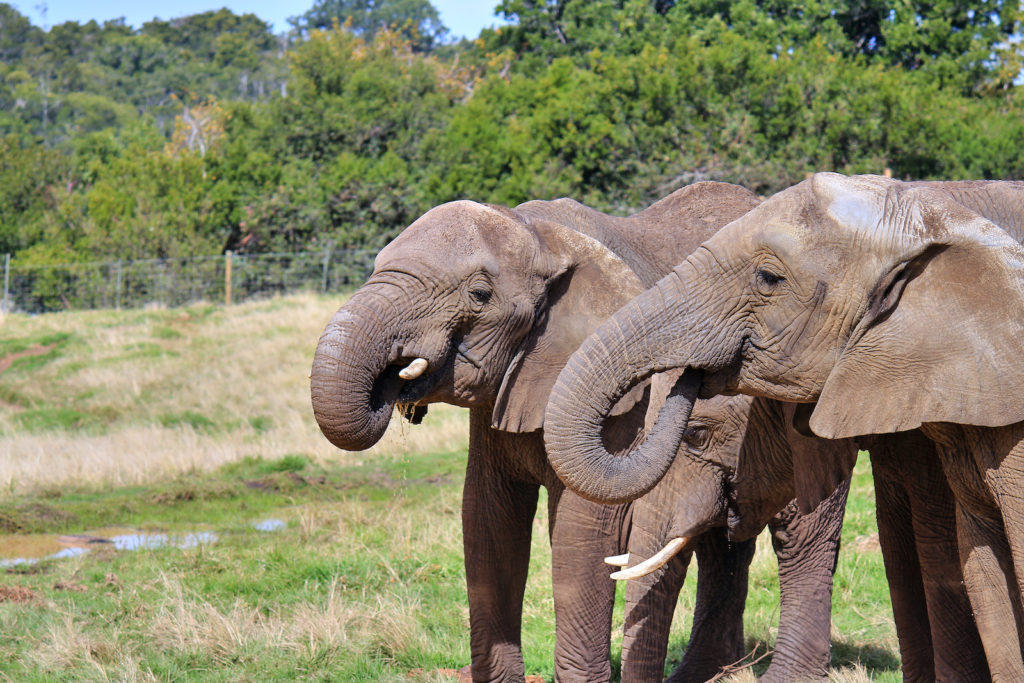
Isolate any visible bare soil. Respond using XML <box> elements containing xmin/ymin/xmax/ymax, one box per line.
<box><xmin>0</xmin><ymin>343</ymin><xmax>56</xmax><ymax>375</ymax></box>
<box><xmin>0</xmin><ymin>585</ymin><xmax>38</xmax><ymax>603</ymax></box>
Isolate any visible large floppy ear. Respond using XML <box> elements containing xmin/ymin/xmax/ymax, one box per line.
<box><xmin>491</xmin><ymin>219</ymin><xmax>646</xmax><ymax>433</ymax></box>
<box><xmin>785</xmin><ymin>403</ymin><xmax>859</xmax><ymax>514</ymax></box>
<box><xmin>810</xmin><ymin>182</ymin><xmax>1024</xmax><ymax>439</ymax></box>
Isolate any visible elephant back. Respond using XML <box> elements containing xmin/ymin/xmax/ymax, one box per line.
<box><xmin>515</xmin><ymin>182</ymin><xmax>761</xmax><ymax>288</ymax></box>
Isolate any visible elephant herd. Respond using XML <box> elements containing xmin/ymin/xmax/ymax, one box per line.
<box><xmin>310</xmin><ymin>173</ymin><xmax>1024</xmax><ymax>682</ymax></box>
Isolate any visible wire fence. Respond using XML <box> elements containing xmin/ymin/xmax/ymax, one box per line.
<box><xmin>0</xmin><ymin>247</ymin><xmax>377</xmax><ymax>314</ymax></box>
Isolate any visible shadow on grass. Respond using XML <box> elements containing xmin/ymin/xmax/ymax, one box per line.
<box><xmin>829</xmin><ymin>636</ymin><xmax>901</xmax><ymax>675</ymax></box>
<box><xmin>638</xmin><ymin>633</ymin><xmax>900</xmax><ymax>680</ymax></box>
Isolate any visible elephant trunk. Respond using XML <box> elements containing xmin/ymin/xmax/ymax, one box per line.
<box><xmin>310</xmin><ymin>289</ymin><xmax>401</xmax><ymax>451</ymax></box>
<box><xmin>545</xmin><ymin>266</ymin><xmax>713</xmax><ymax>504</ymax></box>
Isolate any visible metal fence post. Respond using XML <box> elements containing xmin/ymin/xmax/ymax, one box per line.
<box><xmin>2</xmin><ymin>253</ymin><xmax>9</xmax><ymax>314</ymax></box>
<box><xmin>225</xmin><ymin>250</ymin><xmax>233</xmax><ymax>306</ymax></box>
<box><xmin>321</xmin><ymin>243</ymin><xmax>332</xmax><ymax>293</ymax></box>
<box><xmin>115</xmin><ymin>260</ymin><xmax>123</xmax><ymax>310</ymax></box>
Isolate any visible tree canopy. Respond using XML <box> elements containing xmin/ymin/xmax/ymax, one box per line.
<box><xmin>289</xmin><ymin>0</ymin><xmax>447</xmax><ymax>51</ymax></box>
<box><xmin>1</xmin><ymin>0</ymin><xmax>1024</xmax><ymax>281</ymax></box>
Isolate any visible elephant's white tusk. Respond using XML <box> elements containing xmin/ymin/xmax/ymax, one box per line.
<box><xmin>610</xmin><ymin>537</ymin><xmax>688</xmax><ymax>581</ymax></box>
<box><xmin>604</xmin><ymin>553</ymin><xmax>630</xmax><ymax>567</ymax></box>
<box><xmin>398</xmin><ymin>358</ymin><xmax>428</xmax><ymax>380</ymax></box>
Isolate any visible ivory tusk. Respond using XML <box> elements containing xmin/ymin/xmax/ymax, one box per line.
<box><xmin>604</xmin><ymin>553</ymin><xmax>630</xmax><ymax>567</ymax></box>
<box><xmin>610</xmin><ymin>537</ymin><xmax>688</xmax><ymax>581</ymax></box>
<box><xmin>398</xmin><ymin>358</ymin><xmax>428</xmax><ymax>380</ymax></box>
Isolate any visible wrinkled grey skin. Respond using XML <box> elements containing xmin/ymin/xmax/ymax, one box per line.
<box><xmin>863</xmin><ymin>431</ymin><xmax>989</xmax><ymax>682</ymax></box>
<box><xmin>622</xmin><ymin>391</ymin><xmax>852</xmax><ymax>682</ymax></box>
<box><xmin>544</xmin><ymin>175</ymin><xmax>1024</xmax><ymax>679</ymax></box>
<box><xmin>310</xmin><ymin>182</ymin><xmax>762</xmax><ymax>682</ymax></box>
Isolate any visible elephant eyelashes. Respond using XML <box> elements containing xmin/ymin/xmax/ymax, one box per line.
<box><xmin>755</xmin><ymin>268</ymin><xmax>785</xmax><ymax>294</ymax></box>
<box><xmin>470</xmin><ymin>289</ymin><xmax>492</xmax><ymax>305</ymax></box>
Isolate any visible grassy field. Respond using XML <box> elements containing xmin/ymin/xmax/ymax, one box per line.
<box><xmin>0</xmin><ymin>295</ymin><xmax>900</xmax><ymax>681</ymax></box>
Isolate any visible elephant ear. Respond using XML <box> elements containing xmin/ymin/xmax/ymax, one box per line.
<box><xmin>491</xmin><ymin>219</ymin><xmax>647</xmax><ymax>433</ymax></box>
<box><xmin>809</xmin><ymin>182</ymin><xmax>1024</xmax><ymax>439</ymax></box>
<box><xmin>785</xmin><ymin>403</ymin><xmax>859</xmax><ymax>514</ymax></box>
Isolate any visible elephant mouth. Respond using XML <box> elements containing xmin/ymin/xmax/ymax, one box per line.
<box><xmin>370</xmin><ymin>360</ymin><xmax>443</xmax><ymax>415</ymax></box>
<box><xmin>696</xmin><ymin>345</ymin><xmax>747</xmax><ymax>399</ymax></box>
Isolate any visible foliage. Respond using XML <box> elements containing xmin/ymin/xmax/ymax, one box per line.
<box><xmin>2</xmin><ymin>0</ymin><xmax>1024</xmax><ymax>298</ymax></box>
<box><xmin>289</xmin><ymin>0</ymin><xmax>448</xmax><ymax>52</ymax></box>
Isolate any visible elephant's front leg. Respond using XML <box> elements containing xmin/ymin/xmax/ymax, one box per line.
<box><xmin>937</xmin><ymin>424</ymin><xmax>1024</xmax><ymax>679</ymax></box>
<box><xmin>956</xmin><ymin>503</ymin><xmax>1024</xmax><ymax>680</ymax></box>
<box><xmin>869</xmin><ymin>432</ymin><xmax>988</xmax><ymax>682</ymax></box>
<box><xmin>761</xmin><ymin>477</ymin><xmax>849</xmax><ymax>683</ymax></box>
<box><xmin>620</xmin><ymin>522</ymin><xmax>693</xmax><ymax>682</ymax></box>
<box><xmin>547</xmin><ymin>484</ymin><xmax>629</xmax><ymax>683</ymax></box>
<box><xmin>870</xmin><ymin>454</ymin><xmax>936</xmax><ymax>682</ymax></box>
<box><xmin>666</xmin><ymin>529</ymin><xmax>754</xmax><ymax>683</ymax></box>
<box><xmin>463</xmin><ymin>441</ymin><xmax>540</xmax><ymax>682</ymax></box>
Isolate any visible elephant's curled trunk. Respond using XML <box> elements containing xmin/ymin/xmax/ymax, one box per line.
<box><xmin>311</xmin><ymin>293</ymin><xmax>398</xmax><ymax>451</ymax></box>
<box><xmin>544</xmin><ymin>272</ymin><xmax>702</xmax><ymax>504</ymax></box>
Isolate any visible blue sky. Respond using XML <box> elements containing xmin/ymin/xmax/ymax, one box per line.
<box><xmin>12</xmin><ymin>1</ymin><xmax>510</xmax><ymax>39</ymax></box>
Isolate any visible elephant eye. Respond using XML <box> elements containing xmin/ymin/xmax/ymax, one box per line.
<box><xmin>470</xmin><ymin>288</ymin><xmax>492</xmax><ymax>305</ymax></box>
<box><xmin>756</xmin><ymin>268</ymin><xmax>785</xmax><ymax>293</ymax></box>
<box><xmin>683</xmin><ymin>426</ymin><xmax>710</xmax><ymax>450</ymax></box>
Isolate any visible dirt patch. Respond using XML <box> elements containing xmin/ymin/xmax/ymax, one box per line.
<box><xmin>0</xmin><ymin>343</ymin><xmax>56</xmax><ymax>375</ymax></box>
<box><xmin>855</xmin><ymin>533</ymin><xmax>880</xmax><ymax>553</ymax></box>
<box><xmin>243</xmin><ymin>472</ymin><xmax>327</xmax><ymax>492</ymax></box>
<box><xmin>409</xmin><ymin>667</ymin><xmax>545</xmax><ymax>682</ymax></box>
<box><xmin>0</xmin><ymin>503</ymin><xmax>77</xmax><ymax>534</ymax></box>
<box><xmin>0</xmin><ymin>585</ymin><xmax>39</xmax><ymax>603</ymax></box>
<box><xmin>149</xmin><ymin>480</ymin><xmax>242</xmax><ymax>505</ymax></box>
<box><xmin>53</xmin><ymin>580</ymin><xmax>88</xmax><ymax>592</ymax></box>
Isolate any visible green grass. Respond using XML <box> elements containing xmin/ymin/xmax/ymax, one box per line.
<box><xmin>0</xmin><ymin>450</ymin><xmax>898</xmax><ymax>682</ymax></box>
<box><xmin>0</xmin><ymin>452</ymin><xmax>477</xmax><ymax>681</ymax></box>
<box><xmin>0</xmin><ymin>296</ymin><xmax>899</xmax><ymax>681</ymax></box>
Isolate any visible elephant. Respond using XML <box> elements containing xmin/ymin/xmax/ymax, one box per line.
<box><xmin>309</xmin><ymin>182</ymin><xmax>764</xmax><ymax>682</ymax></box>
<box><xmin>542</xmin><ymin>174</ymin><xmax>1024</xmax><ymax>679</ymax></box>
<box><xmin>862</xmin><ymin>431</ymin><xmax>989</xmax><ymax>681</ymax></box>
<box><xmin>618</xmin><ymin>387</ymin><xmax>853</xmax><ymax>683</ymax></box>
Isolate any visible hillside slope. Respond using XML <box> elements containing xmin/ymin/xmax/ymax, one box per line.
<box><xmin>0</xmin><ymin>294</ymin><xmax>468</xmax><ymax>495</ymax></box>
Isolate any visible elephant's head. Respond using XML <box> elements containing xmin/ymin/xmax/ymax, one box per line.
<box><xmin>311</xmin><ymin>200</ymin><xmax>647</xmax><ymax>451</ymax></box>
<box><xmin>617</xmin><ymin>389</ymin><xmax>857</xmax><ymax>580</ymax></box>
<box><xmin>545</xmin><ymin>173</ymin><xmax>1024</xmax><ymax>507</ymax></box>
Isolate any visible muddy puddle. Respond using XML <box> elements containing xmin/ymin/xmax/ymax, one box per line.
<box><xmin>0</xmin><ymin>519</ymin><xmax>286</xmax><ymax>567</ymax></box>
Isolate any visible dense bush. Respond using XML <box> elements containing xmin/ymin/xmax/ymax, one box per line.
<box><xmin>1</xmin><ymin>0</ymin><xmax>1023</xmax><ymax>284</ymax></box>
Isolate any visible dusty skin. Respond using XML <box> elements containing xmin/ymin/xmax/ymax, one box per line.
<box><xmin>545</xmin><ymin>175</ymin><xmax>1024</xmax><ymax>680</ymax></box>
<box><xmin>309</xmin><ymin>183</ymin><xmax>771</xmax><ymax>682</ymax></box>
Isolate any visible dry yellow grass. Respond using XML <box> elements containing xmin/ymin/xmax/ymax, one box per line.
<box><xmin>0</xmin><ymin>293</ymin><xmax>469</xmax><ymax>495</ymax></box>
<box><xmin>0</xmin><ymin>295</ymin><xmax>899</xmax><ymax>681</ymax></box>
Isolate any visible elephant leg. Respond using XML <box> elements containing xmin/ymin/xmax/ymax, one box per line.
<box><xmin>463</xmin><ymin>444</ymin><xmax>539</xmax><ymax>682</ymax></box>
<box><xmin>892</xmin><ymin>436</ymin><xmax>989</xmax><ymax>683</ymax></box>
<box><xmin>547</xmin><ymin>484</ymin><xmax>628</xmax><ymax>683</ymax></box>
<box><xmin>870</xmin><ymin>451</ymin><xmax>936</xmax><ymax>682</ymax></box>
<box><xmin>761</xmin><ymin>477</ymin><xmax>849</xmax><ymax>683</ymax></box>
<box><xmin>869</xmin><ymin>434</ymin><xmax>985</xmax><ymax>682</ymax></box>
<box><xmin>957</xmin><ymin>503</ymin><xmax>1024</xmax><ymax>680</ymax></box>
<box><xmin>666</xmin><ymin>529</ymin><xmax>755</xmax><ymax>683</ymax></box>
<box><xmin>620</xmin><ymin>526</ymin><xmax>693</xmax><ymax>682</ymax></box>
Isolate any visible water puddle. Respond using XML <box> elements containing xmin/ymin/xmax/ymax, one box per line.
<box><xmin>0</xmin><ymin>519</ymin><xmax>286</xmax><ymax>567</ymax></box>
<box><xmin>252</xmin><ymin>518</ymin><xmax>286</xmax><ymax>532</ymax></box>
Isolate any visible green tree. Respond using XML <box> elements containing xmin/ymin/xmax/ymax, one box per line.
<box><xmin>290</xmin><ymin>0</ymin><xmax>447</xmax><ymax>51</ymax></box>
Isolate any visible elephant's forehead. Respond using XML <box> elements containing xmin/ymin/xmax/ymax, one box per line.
<box><xmin>732</xmin><ymin>181</ymin><xmax>871</xmax><ymax>267</ymax></box>
<box><xmin>375</xmin><ymin>201</ymin><xmax>534</xmax><ymax>271</ymax></box>
<box><xmin>692</xmin><ymin>393</ymin><xmax>752</xmax><ymax>423</ymax></box>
